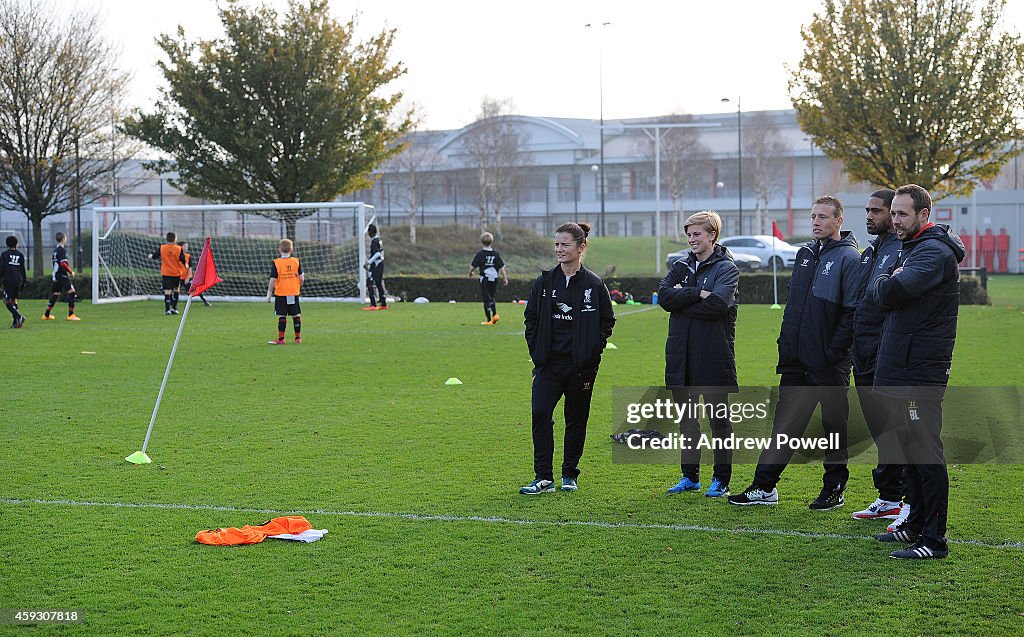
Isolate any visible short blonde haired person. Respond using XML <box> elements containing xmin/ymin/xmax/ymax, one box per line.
<box><xmin>682</xmin><ymin>211</ymin><xmax>722</xmax><ymax>242</ymax></box>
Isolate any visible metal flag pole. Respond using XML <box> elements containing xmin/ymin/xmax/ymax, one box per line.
<box><xmin>126</xmin><ymin>294</ymin><xmax>196</xmax><ymax>464</ymax></box>
<box><xmin>771</xmin><ymin>233</ymin><xmax>781</xmax><ymax>309</ymax></box>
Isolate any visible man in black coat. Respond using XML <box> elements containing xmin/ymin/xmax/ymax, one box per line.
<box><xmin>658</xmin><ymin>211</ymin><xmax>739</xmax><ymax>497</ymax></box>
<box><xmin>729</xmin><ymin>196</ymin><xmax>862</xmax><ymax>509</ymax></box>
<box><xmin>870</xmin><ymin>184</ymin><xmax>964</xmax><ymax>560</ymax></box>
<box><xmin>850</xmin><ymin>189</ymin><xmax>908</xmax><ymax>525</ymax></box>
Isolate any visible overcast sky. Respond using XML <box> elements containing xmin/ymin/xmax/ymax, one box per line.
<box><xmin>73</xmin><ymin>0</ymin><xmax>1024</xmax><ymax>131</ymax></box>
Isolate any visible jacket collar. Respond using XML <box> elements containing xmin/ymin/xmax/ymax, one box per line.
<box><xmin>686</xmin><ymin>244</ymin><xmax>731</xmax><ymax>270</ymax></box>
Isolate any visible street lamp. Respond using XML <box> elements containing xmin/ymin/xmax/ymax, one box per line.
<box><xmin>586</xmin><ymin>21</ymin><xmax>610</xmax><ymax>236</ymax></box>
<box><xmin>721</xmin><ymin>97</ymin><xmax>742</xmax><ymax>234</ymax></box>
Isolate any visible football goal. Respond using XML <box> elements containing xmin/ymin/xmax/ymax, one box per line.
<box><xmin>91</xmin><ymin>202</ymin><xmax>373</xmax><ymax>304</ymax></box>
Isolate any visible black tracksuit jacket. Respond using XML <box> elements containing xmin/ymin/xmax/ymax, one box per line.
<box><xmin>524</xmin><ymin>266</ymin><xmax>615</xmax><ymax>373</ymax></box>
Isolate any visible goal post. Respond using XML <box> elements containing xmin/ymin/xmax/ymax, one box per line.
<box><xmin>91</xmin><ymin>202</ymin><xmax>371</xmax><ymax>304</ymax></box>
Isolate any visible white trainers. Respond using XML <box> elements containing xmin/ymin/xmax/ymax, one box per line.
<box><xmin>887</xmin><ymin>503</ymin><xmax>911</xmax><ymax>532</ymax></box>
<box><xmin>851</xmin><ymin>498</ymin><xmax>902</xmax><ymax>520</ymax></box>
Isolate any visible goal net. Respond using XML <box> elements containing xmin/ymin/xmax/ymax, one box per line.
<box><xmin>91</xmin><ymin>202</ymin><xmax>372</xmax><ymax>304</ymax></box>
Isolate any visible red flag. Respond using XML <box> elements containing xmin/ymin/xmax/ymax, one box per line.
<box><xmin>772</xmin><ymin>220</ymin><xmax>785</xmax><ymax>241</ymax></box>
<box><xmin>189</xmin><ymin>238</ymin><xmax>223</xmax><ymax>297</ymax></box>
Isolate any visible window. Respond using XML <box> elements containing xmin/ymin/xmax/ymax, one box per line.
<box><xmin>557</xmin><ymin>173</ymin><xmax>579</xmax><ymax>202</ymax></box>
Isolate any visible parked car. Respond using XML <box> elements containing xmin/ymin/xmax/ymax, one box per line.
<box><xmin>666</xmin><ymin>249</ymin><xmax>762</xmax><ymax>273</ymax></box>
<box><xmin>718</xmin><ymin>235</ymin><xmax>800</xmax><ymax>269</ymax></box>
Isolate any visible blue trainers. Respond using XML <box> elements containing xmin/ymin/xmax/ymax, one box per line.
<box><xmin>705</xmin><ymin>479</ymin><xmax>730</xmax><ymax>497</ymax></box>
<box><xmin>667</xmin><ymin>476</ymin><xmax>701</xmax><ymax>494</ymax></box>
<box><xmin>519</xmin><ymin>478</ymin><xmax>555</xmax><ymax>495</ymax></box>
<box><xmin>560</xmin><ymin>476</ymin><xmax>578</xmax><ymax>491</ymax></box>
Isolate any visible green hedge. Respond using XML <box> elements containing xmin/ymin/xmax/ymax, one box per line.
<box><xmin>14</xmin><ymin>273</ymin><xmax>989</xmax><ymax>305</ymax></box>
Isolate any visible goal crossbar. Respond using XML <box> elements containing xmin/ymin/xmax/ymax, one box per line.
<box><xmin>92</xmin><ymin>202</ymin><xmax>371</xmax><ymax>304</ymax></box>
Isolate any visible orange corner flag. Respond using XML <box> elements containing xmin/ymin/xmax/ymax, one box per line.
<box><xmin>772</xmin><ymin>220</ymin><xmax>785</xmax><ymax>242</ymax></box>
<box><xmin>189</xmin><ymin>238</ymin><xmax>223</xmax><ymax>297</ymax></box>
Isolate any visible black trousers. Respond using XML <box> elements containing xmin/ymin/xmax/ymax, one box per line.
<box><xmin>884</xmin><ymin>396</ymin><xmax>948</xmax><ymax>549</ymax></box>
<box><xmin>753</xmin><ymin>371</ymin><xmax>850</xmax><ymax>491</ymax></box>
<box><xmin>531</xmin><ymin>356</ymin><xmax>596</xmax><ymax>481</ymax></box>
<box><xmin>673</xmin><ymin>388</ymin><xmax>732</xmax><ymax>485</ymax></box>
<box><xmin>367</xmin><ymin>265</ymin><xmax>386</xmax><ymax>306</ymax></box>
<box><xmin>480</xmin><ymin>279</ymin><xmax>497</xmax><ymax>318</ymax></box>
<box><xmin>855</xmin><ymin>373</ymin><xmax>905</xmax><ymax>502</ymax></box>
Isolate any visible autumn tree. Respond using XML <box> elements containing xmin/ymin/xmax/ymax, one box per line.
<box><xmin>385</xmin><ymin>125</ymin><xmax>444</xmax><ymax>244</ymax></box>
<box><xmin>125</xmin><ymin>0</ymin><xmax>411</xmax><ymax>240</ymax></box>
<box><xmin>0</xmin><ymin>0</ymin><xmax>136</xmax><ymax>275</ymax></box>
<box><xmin>634</xmin><ymin>114</ymin><xmax>713</xmax><ymax>241</ymax></box>
<box><xmin>790</xmin><ymin>0</ymin><xmax>1024</xmax><ymax>198</ymax></box>
<box><xmin>459</xmin><ymin>97</ymin><xmax>532</xmax><ymax>234</ymax></box>
<box><xmin>745</xmin><ymin>112</ymin><xmax>789</xmax><ymax>235</ymax></box>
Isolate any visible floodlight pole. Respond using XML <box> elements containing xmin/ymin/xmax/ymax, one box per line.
<box><xmin>586</xmin><ymin>21</ymin><xmax>611</xmax><ymax>236</ymax></box>
<box><xmin>74</xmin><ymin>133</ymin><xmax>82</xmax><ymax>269</ymax></box>
<box><xmin>722</xmin><ymin>97</ymin><xmax>742</xmax><ymax>234</ymax></box>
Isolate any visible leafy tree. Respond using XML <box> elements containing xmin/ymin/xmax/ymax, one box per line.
<box><xmin>790</xmin><ymin>0</ymin><xmax>1024</xmax><ymax>198</ymax></box>
<box><xmin>125</xmin><ymin>0</ymin><xmax>411</xmax><ymax>239</ymax></box>
<box><xmin>0</xmin><ymin>0</ymin><xmax>135</xmax><ymax>275</ymax></box>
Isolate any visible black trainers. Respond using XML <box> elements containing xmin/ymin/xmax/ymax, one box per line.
<box><xmin>890</xmin><ymin>542</ymin><xmax>948</xmax><ymax>559</ymax></box>
<box><xmin>808</xmin><ymin>486</ymin><xmax>845</xmax><ymax>511</ymax></box>
<box><xmin>727</xmin><ymin>484</ymin><xmax>779</xmax><ymax>506</ymax></box>
<box><xmin>874</xmin><ymin>528</ymin><xmax>921</xmax><ymax>543</ymax></box>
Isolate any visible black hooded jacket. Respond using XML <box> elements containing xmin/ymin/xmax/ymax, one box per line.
<box><xmin>852</xmin><ymin>230</ymin><xmax>902</xmax><ymax>377</ymax></box>
<box><xmin>658</xmin><ymin>244</ymin><xmax>739</xmax><ymax>389</ymax></box>
<box><xmin>871</xmin><ymin>224</ymin><xmax>966</xmax><ymax>388</ymax></box>
<box><xmin>777</xmin><ymin>231</ymin><xmax>862</xmax><ymax>384</ymax></box>
<box><xmin>524</xmin><ymin>265</ymin><xmax>615</xmax><ymax>372</ymax></box>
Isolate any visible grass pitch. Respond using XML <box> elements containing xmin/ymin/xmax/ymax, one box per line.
<box><xmin>1</xmin><ymin>296</ymin><xmax>1022</xmax><ymax>635</ymax></box>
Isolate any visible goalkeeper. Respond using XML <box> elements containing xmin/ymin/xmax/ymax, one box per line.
<box><xmin>150</xmin><ymin>232</ymin><xmax>186</xmax><ymax>315</ymax></box>
<box><xmin>363</xmin><ymin>224</ymin><xmax>388</xmax><ymax>310</ymax></box>
<box><xmin>266</xmin><ymin>239</ymin><xmax>303</xmax><ymax>345</ymax></box>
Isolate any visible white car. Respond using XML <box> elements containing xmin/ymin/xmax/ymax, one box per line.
<box><xmin>718</xmin><ymin>235</ymin><xmax>800</xmax><ymax>269</ymax></box>
<box><xmin>666</xmin><ymin>249</ymin><xmax>762</xmax><ymax>272</ymax></box>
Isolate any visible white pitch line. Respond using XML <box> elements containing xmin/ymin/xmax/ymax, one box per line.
<box><xmin>2</xmin><ymin>497</ymin><xmax>1021</xmax><ymax>550</ymax></box>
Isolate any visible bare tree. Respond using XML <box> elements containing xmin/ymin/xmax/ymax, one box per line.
<box><xmin>634</xmin><ymin>114</ymin><xmax>713</xmax><ymax>241</ymax></box>
<box><xmin>386</xmin><ymin>126</ymin><xmax>444</xmax><ymax>244</ymax></box>
<box><xmin>0</xmin><ymin>0</ymin><xmax>137</xmax><ymax>275</ymax></box>
<box><xmin>459</xmin><ymin>97</ymin><xmax>531</xmax><ymax>234</ymax></box>
<box><xmin>745</xmin><ymin>112</ymin><xmax>790</xmax><ymax>235</ymax></box>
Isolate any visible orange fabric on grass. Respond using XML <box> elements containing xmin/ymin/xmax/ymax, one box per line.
<box><xmin>195</xmin><ymin>515</ymin><xmax>313</xmax><ymax>546</ymax></box>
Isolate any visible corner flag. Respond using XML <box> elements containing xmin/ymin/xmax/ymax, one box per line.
<box><xmin>770</xmin><ymin>221</ymin><xmax>783</xmax><ymax>309</ymax></box>
<box><xmin>189</xmin><ymin>238</ymin><xmax>222</xmax><ymax>297</ymax></box>
<box><xmin>772</xmin><ymin>220</ymin><xmax>785</xmax><ymax>241</ymax></box>
<box><xmin>127</xmin><ymin>238</ymin><xmax>221</xmax><ymax>465</ymax></box>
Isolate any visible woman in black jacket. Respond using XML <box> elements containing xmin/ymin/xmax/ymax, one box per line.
<box><xmin>658</xmin><ymin>211</ymin><xmax>739</xmax><ymax>498</ymax></box>
<box><xmin>521</xmin><ymin>222</ymin><xmax>615</xmax><ymax>494</ymax></box>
